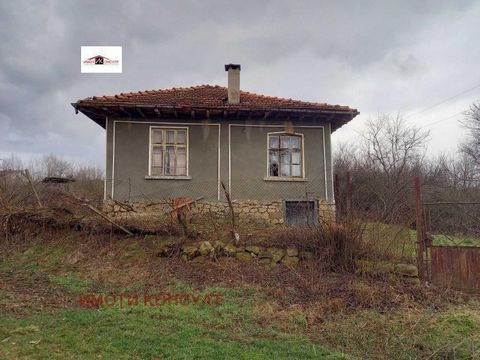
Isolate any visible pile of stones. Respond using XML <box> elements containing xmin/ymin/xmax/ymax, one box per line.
<box><xmin>158</xmin><ymin>240</ymin><xmax>313</xmax><ymax>266</ymax></box>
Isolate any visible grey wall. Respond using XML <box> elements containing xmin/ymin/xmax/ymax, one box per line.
<box><xmin>229</xmin><ymin>124</ymin><xmax>328</xmax><ymax>201</ymax></box>
<box><xmin>105</xmin><ymin>117</ymin><xmax>333</xmax><ymax>203</ymax></box>
<box><xmin>107</xmin><ymin>119</ymin><xmax>219</xmax><ymax>201</ymax></box>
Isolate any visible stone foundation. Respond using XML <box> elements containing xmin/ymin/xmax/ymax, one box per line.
<box><xmin>193</xmin><ymin>200</ymin><xmax>284</xmax><ymax>224</ymax></box>
<box><xmin>105</xmin><ymin>199</ymin><xmax>336</xmax><ymax>225</ymax></box>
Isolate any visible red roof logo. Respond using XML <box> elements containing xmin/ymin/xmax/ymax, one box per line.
<box><xmin>83</xmin><ymin>55</ymin><xmax>119</xmax><ymax>65</ymax></box>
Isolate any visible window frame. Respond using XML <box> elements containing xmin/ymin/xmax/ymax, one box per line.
<box><xmin>148</xmin><ymin>126</ymin><xmax>189</xmax><ymax>178</ymax></box>
<box><xmin>265</xmin><ymin>131</ymin><xmax>305</xmax><ymax>181</ymax></box>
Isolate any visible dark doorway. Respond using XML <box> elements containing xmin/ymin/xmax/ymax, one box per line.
<box><xmin>284</xmin><ymin>200</ymin><xmax>318</xmax><ymax>227</ymax></box>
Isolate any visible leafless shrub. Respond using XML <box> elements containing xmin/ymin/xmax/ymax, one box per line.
<box><xmin>262</xmin><ymin>221</ymin><xmax>364</xmax><ymax>272</ymax></box>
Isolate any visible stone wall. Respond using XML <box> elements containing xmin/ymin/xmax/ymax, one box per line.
<box><xmin>193</xmin><ymin>200</ymin><xmax>284</xmax><ymax>224</ymax></box>
<box><xmin>105</xmin><ymin>199</ymin><xmax>336</xmax><ymax>225</ymax></box>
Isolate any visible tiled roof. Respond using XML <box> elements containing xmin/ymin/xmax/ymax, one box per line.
<box><xmin>75</xmin><ymin>85</ymin><xmax>357</xmax><ymax>113</ymax></box>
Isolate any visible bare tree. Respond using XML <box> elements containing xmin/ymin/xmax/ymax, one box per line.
<box><xmin>362</xmin><ymin>114</ymin><xmax>430</xmax><ymax>177</ymax></box>
<box><xmin>460</xmin><ymin>102</ymin><xmax>480</xmax><ymax>177</ymax></box>
<box><xmin>0</xmin><ymin>154</ymin><xmax>24</xmax><ymax>171</ymax></box>
<box><xmin>357</xmin><ymin>114</ymin><xmax>430</xmax><ymax>220</ymax></box>
<box><xmin>42</xmin><ymin>154</ymin><xmax>73</xmax><ymax>178</ymax></box>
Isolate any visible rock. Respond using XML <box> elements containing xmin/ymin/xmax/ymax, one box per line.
<box><xmin>356</xmin><ymin>260</ymin><xmax>401</xmax><ymax>276</ymax></box>
<box><xmin>181</xmin><ymin>245</ymin><xmax>198</xmax><ymax>260</ymax></box>
<box><xmin>395</xmin><ymin>264</ymin><xmax>419</xmax><ymax>277</ymax></box>
<box><xmin>281</xmin><ymin>256</ymin><xmax>299</xmax><ymax>265</ymax></box>
<box><xmin>286</xmin><ymin>247</ymin><xmax>299</xmax><ymax>257</ymax></box>
<box><xmin>224</xmin><ymin>244</ymin><xmax>237</xmax><ymax>256</ymax></box>
<box><xmin>373</xmin><ymin>261</ymin><xmax>395</xmax><ymax>275</ymax></box>
<box><xmin>260</xmin><ymin>258</ymin><xmax>272</xmax><ymax>265</ymax></box>
<box><xmin>267</xmin><ymin>247</ymin><xmax>285</xmax><ymax>263</ymax></box>
<box><xmin>192</xmin><ymin>256</ymin><xmax>206</xmax><ymax>264</ymax></box>
<box><xmin>199</xmin><ymin>241</ymin><xmax>214</xmax><ymax>256</ymax></box>
<box><xmin>245</xmin><ymin>245</ymin><xmax>263</xmax><ymax>255</ymax></box>
<box><xmin>299</xmin><ymin>250</ymin><xmax>314</xmax><ymax>261</ymax></box>
<box><xmin>235</xmin><ymin>251</ymin><xmax>253</xmax><ymax>261</ymax></box>
<box><xmin>126</xmin><ymin>242</ymin><xmax>141</xmax><ymax>251</ymax></box>
<box><xmin>258</xmin><ymin>250</ymin><xmax>273</xmax><ymax>259</ymax></box>
<box><xmin>213</xmin><ymin>240</ymin><xmax>225</xmax><ymax>251</ymax></box>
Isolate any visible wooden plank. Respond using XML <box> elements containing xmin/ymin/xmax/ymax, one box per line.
<box><xmin>166</xmin><ymin>197</ymin><xmax>203</xmax><ymax>214</ymax></box>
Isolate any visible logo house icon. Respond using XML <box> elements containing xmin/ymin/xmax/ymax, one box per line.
<box><xmin>83</xmin><ymin>55</ymin><xmax>119</xmax><ymax>65</ymax></box>
<box><xmin>81</xmin><ymin>46</ymin><xmax>122</xmax><ymax>73</ymax></box>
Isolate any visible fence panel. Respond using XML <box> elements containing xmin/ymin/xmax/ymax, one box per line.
<box><xmin>430</xmin><ymin>245</ymin><xmax>480</xmax><ymax>291</ymax></box>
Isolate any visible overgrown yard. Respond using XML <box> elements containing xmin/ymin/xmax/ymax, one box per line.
<box><xmin>1</xmin><ymin>226</ymin><xmax>480</xmax><ymax>359</ymax></box>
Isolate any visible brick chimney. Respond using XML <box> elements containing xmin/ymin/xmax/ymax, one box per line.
<box><xmin>224</xmin><ymin>64</ymin><xmax>241</xmax><ymax>104</ymax></box>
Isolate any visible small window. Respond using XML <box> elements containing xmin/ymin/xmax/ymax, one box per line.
<box><xmin>150</xmin><ymin>128</ymin><xmax>188</xmax><ymax>176</ymax></box>
<box><xmin>268</xmin><ymin>133</ymin><xmax>303</xmax><ymax>178</ymax></box>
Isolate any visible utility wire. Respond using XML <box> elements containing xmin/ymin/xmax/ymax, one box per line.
<box><xmin>404</xmin><ymin>81</ymin><xmax>480</xmax><ymax>120</ymax></box>
<box><xmin>420</xmin><ymin>110</ymin><xmax>466</xmax><ymax>129</ymax></box>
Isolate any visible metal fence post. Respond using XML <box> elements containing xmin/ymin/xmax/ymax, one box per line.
<box><xmin>414</xmin><ymin>176</ymin><xmax>425</xmax><ymax>280</ymax></box>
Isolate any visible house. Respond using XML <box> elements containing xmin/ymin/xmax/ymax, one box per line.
<box><xmin>72</xmin><ymin>64</ymin><xmax>359</xmax><ymax>225</ymax></box>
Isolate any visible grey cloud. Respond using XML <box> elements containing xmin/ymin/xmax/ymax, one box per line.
<box><xmin>0</xmin><ymin>0</ymin><xmax>478</xmax><ymax>164</ymax></box>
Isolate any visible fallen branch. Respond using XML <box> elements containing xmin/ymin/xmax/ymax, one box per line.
<box><xmin>84</xmin><ymin>204</ymin><xmax>133</xmax><ymax>236</ymax></box>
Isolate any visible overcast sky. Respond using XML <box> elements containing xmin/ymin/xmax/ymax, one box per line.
<box><xmin>1</xmin><ymin>0</ymin><xmax>479</xmax><ymax>168</ymax></box>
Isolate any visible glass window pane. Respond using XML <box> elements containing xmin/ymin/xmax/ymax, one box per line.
<box><xmin>269</xmin><ymin>135</ymin><xmax>279</xmax><ymax>149</ymax></box>
<box><xmin>175</xmin><ymin>167</ymin><xmax>187</xmax><ymax>176</ymax></box>
<box><xmin>152</xmin><ymin>147</ymin><xmax>163</xmax><ymax>167</ymax></box>
<box><xmin>166</xmin><ymin>130</ymin><xmax>175</xmax><ymax>144</ymax></box>
<box><xmin>164</xmin><ymin>146</ymin><xmax>175</xmax><ymax>175</ymax></box>
<box><xmin>152</xmin><ymin>129</ymin><xmax>163</xmax><ymax>144</ymax></box>
<box><xmin>280</xmin><ymin>136</ymin><xmax>290</xmax><ymax>149</ymax></box>
<box><xmin>290</xmin><ymin>136</ymin><xmax>301</xmax><ymax>149</ymax></box>
<box><xmin>292</xmin><ymin>164</ymin><xmax>301</xmax><ymax>177</ymax></box>
<box><xmin>176</xmin><ymin>148</ymin><xmax>186</xmax><ymax>169</ymax></box>
<box><xmin>292</xmin><ymin>151</ymin><xmax>301</xmax><ymax>164</ymax></box>
<box><xmin>176</xmin><ymin>130</ymin><xmax>186</xmax><ymax>145</ymax></box>
<box><xmin>280</xmin><ymin>164</ymin><xmax>291</xmax><ymax>177</ymax></box>
<box><xmin>280</xmin><ymin>151</ymin><xmax>290</xmax><ymax>164</ymax></box>
<box><xmin>151</xmin><ymin>167</ymin><xmax>162</xmax><ymax>176</ymax></box>
<box><xmin>269</xmin><ymin>150</ymin><xmax>278</xmax><ymax>163</ymax></box>
<box><xmin>269</xmin><ymin>150</ymin><xmax>279</xmax><ymax>176</ymax></box>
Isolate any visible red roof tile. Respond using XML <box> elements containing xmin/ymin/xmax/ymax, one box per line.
<box><xmin>75</xmin><ymin>85</ymin><xmax>357</xmax><ymax>113</ymax></box>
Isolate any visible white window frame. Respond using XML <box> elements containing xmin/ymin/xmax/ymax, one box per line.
<box><xmin>265</xmin><ymin>131</ymin><xmax>305</xmax><ymax>181</ymax></box>
<box><xmin>148</xmin><ymin>126</ymin><xmax>189</xmax><ymax>178</ymax></box>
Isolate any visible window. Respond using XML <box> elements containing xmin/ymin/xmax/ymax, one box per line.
<box><xmin>268</xmin><ymin>133</ymin><xmax>303</xmax><ymax>178</ymax></box>
<box><xmin>284</xmin><ymin>200</ymin><xmax>318</xmax><ymax>227</ymax></box>
<box><xmin>150</xmin><ymin>128</ymin><xmax>188</xmax><ymax>176</ymax></box>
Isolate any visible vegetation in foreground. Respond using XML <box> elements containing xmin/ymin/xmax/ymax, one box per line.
<box><xmin>1</xmin><ymin>228</ymin><xmax>479</xmax><ymax>359</ymax></box>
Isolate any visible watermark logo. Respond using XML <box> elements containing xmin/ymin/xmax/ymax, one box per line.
<box><xmin>78</xmin><ymin>292</ymin><xmax>223</xmax><ymax>309</ymax></box>
<box><xmin>81</xmin><ymin>46</ymin><xmax>122</xmax><ymax>73</ymax></box>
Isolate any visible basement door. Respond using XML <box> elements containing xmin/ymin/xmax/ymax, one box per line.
<box><xmin>284</xmin><ymin>200</ymin><xmax>318</xmax><ymax>227</ymax></box>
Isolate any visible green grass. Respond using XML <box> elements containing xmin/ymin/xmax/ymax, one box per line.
<box><xmin>363</xmin><ymin>222</ymin><xmax>417</xmax><ymax>260</ymax></box>
<box><xmin>48</xmin><ymin>274</ymin><xmax>92</xmax><ymax>294</ymax></box>
<box><xmin>432</xmin><ymin>234</ymin><xmax>480</xmax><ymax>247</ymax></box>
<box><xmin>316</xmin><ymin>307</ymin><xmax>480</xmax><ymax>359</ymax></box>
<box><xmin>0</xmin><ymin>288</ymin><xmax>347</xmax><ymax>359</ymax></box>
<box><xmin>363</xmin><ymin>222</ymin><xmax>480</xmax><ymax>262</ymax></box>
<box><xmin>2</xmin><ymin>233</ymin><xmax>480</xmax><ymax>359</ymax></box>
